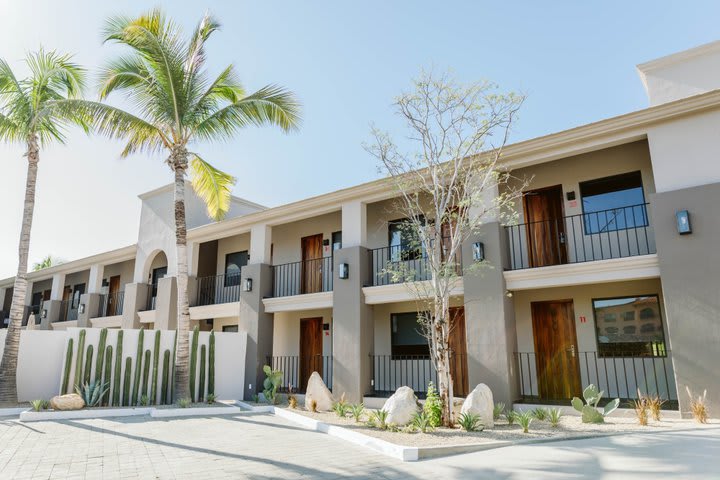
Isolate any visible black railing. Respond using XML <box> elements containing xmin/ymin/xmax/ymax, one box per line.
<box><xmin>266</xmin><ymin>355</ymin><xmax>333</xmax><ymax>392</ymax></box>
<box><xmin>57</xmin><ymin>300</ymin><xmax>73</xmax><ymax>322</ymax></box>
<box><xmin>515</xmin><ymin>351</ymin><xmax>677</xmax><ymax>403</ymax></box>
<box><xmin>196</xmin><ymin>273</ymin><xmax>241</xmax><ymax>306</ymax></box>
<box><xmin>144</xmin><ymin>283</ymin><xmax>157</xmax><ymax>311</ymax></box>
<box><xmin>505</xmin><ymin>203</ymin><xmax>655</xmax><ymax>270</ymax></box>
<box><xmin>370</xmin><ymin>245</ymin><xmax>462</xmax><ymax>287</ymax></box>
<box><xmin>97</xmin><ymin>291</ymin><xmax>124</xmax><ymax>317</ymax></box>
<box><xmin>368</xmin><ymin>353</ymin><xmax>467</xmax><ymax>397</ymax></box>
<box><xmin>272</xmin><ymin>257</ymin><xmax>333</xmax><ymax>297</ymax></box>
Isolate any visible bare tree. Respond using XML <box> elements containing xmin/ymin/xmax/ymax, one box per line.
<box><xmin>366</xmin><ymin>71</ymin><xmax>525</xmax><ymax>426</ymax></box>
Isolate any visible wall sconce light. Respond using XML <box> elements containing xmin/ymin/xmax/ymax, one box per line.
<box><xmin>676</xmin><ymin>210</ymin><xmax>692</xmax><ymax>235</ymax></box>
<box><xmin>472</xmin><ymin>242</ymin><xmax>485</xmax><ymax>262</ymax></box>
<box><xmin>78</xmin><ymin>304</ymin><xmax>85</xmax><ymax>315</ymax></box>
<box><xmin>41</xmin><ymin>309</ymin><xmax>47</xmax><ymax>319</ymax></box>
<box><xmin>338</xmin><ymin>263</ymin><xmax>349</xmax><ymax>279</ymax></box>
<box><xmin>243</xmin><ymin>278</ymin><xmax>253</xmax><ymax>292</ymax></box>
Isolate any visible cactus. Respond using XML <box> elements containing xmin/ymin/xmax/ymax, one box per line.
<box><xmin>83</xmin><ymin>344</ymin><xmax>94</xmax><ymax>384</ymax></box>
<box><xmin>102</xmin><ymin>345</ymin><xmax>113</xmax><ymax>406</ymax></box>
<box><xmin>161</xmin><ymin>350</ymin><xmax>170</xmax><ymax>404</ymax></box>
<box><xmin>198</xmin><ymin>345</ymin><xmax>206</xmax><ymax>403</ymax></box>
<box><xmin>122</xmin><ymin>357</ymin><xmax>132</xmax><ymax>406</ymax></box>
<box><xmin>571</xmin><ymin>384</ymin><xmax>620</xmax><ymax>423</ymax></box>
<box><xmin>151</xmin><ymin>330</ymin><xmax>161</xmax><ymax>404</ymax></box>
<box><xmin>74</xmin><ymin>329</ymin><xmax>86</xmax><ymax>390</ymax></box>
<box><xmin>142</xmin><ymin>349</ymin><xmax>151</xmax><ymax>398</ymax></box>
<box><xmin>189</xmin><ymin>325</ymin><xmax>199</xmax><ymax>401</ymax></box>
<box><xmin>112</xmin><ymin>330</ymin><xmax>124</xmax><ymax>406</ymax></box>
<box><xmin>208</xmin><ymin>330</ymin><xmax>215</xmax><ymax>396</ymax></box>
<box><xmin>61</xmin><ymin>338</ymin><xmax>73</xmax><ymax>394</ymax></box>
<box><xmin>95</xmin><ymin>328</ymin><xmax>108</xmax><ymax>382</ymax></box>
<box><xmin>131</xmin><ymin>328</ymin><xmax>144</xmax><ymax>405</ymax></box>
<box><xmin>170</xmin><ymin>329</ymin><xmax>177</xmax><ymax>401</ymax></box>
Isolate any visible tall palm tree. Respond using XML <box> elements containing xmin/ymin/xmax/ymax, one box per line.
<box><xmin>0</xmin><ymin>50</ymin><xmax>86</xmax><ymax>402</ymax></box>
<box><xmin>67</xmin><ymin>10</ymin><xmax>300</xmax><ymax>400</ymax></box>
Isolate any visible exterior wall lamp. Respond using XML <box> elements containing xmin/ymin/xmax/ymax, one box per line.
<box><xmin>676</xmin><ymin>210</ymin><xmax>692</xmax><ymax>235</ymax></box>
<box><xmin>243</xmin><ymin>278</ymin><xmax>253</xmax><ymax>292</ymax></box>
<box><xmin>338</xmin><ymin>263</ymin><xmax>349</xmax><ymax>279</ymax></box>
<box><xmin>472</xmin><ymin>242</ymin><xmax>485</xmax><ymax>262</ymax></box>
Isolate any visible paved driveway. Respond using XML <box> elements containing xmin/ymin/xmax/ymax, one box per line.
<box><xmin>0</xmin><ymin>412</ymin><xmax>717</xmax><ymax>479</ymax></box>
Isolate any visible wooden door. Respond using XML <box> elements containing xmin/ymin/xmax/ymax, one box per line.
<box><xmin>107</xmin><ymin>275</ymin><xmax>121</xmax><ymax>316</ymax></box>
<box><xmin>448</xmin><ymin>307</ymin><xmax>469</xmax><ymax>396</ymax></box>
<box><xmin>523</xmin><ymin>185</ymin><xmax>567</xmax><ymax>267</ymax></box>
<box><xmin>531</xmin><ymin>300</ymin><xmax>581</xmax><ymax>399</ymax></box>
<box><xmin>299</xmin><ymin>317</ymin><xmax>323</xmax><ymax>390</ymax></box>
<box><xmin>301</xmin><ymin>234</ymin><xmax>323</xmax><ymax>294</ymax></box>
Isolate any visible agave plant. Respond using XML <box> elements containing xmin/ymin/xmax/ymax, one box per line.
<box><xmin>75</xmin><ymin>380</ymin><xmax>110</xmax><ymax>407</ymax></box>
<box><xmin>571</xmin><ymin>384</ymin><xmax>620</xmax><ymax>423</ymax></box>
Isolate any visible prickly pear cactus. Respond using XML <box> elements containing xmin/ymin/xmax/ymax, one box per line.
<box><xmin>571</xmin><ymin>384</ymin><xmax>620</xmax><ymax>423</ymax></box>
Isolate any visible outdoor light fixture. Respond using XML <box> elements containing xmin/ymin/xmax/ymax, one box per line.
<box><xmin>41</xmin><ymin>309</ymin><xmax>47</xmax><ymax>319</ymax></box>
<box><xmin>472</xmin><ymin>242</ymin><xmax>485</xmax><ymax>262</ymax></box>
<box><xmin>78</xmin><ymin>303</ymin><xmax>85</xmax><ymax>315</ymax></box>
<box><xmin>338</xmin><ymin>263</ymin><xmax>349</xmax><ymax>279</ymax></box>
<box><xmin>243</xmin><ymin>278</ymin><xmax>253</xmax><ymax>292</ymax></box>
<box><xmin>676</xmin><ymin>210</ymin><xmax>692</xmax><ymax>235</ymax></box>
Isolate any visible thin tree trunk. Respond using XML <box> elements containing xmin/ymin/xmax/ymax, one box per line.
<box><xmin>0</xmin><ymin>137</ymin><xmax>39</xmax><ymax>403</ymax></box>
<box><xmin>171</xmin><ymin>148</ymin><xmax>191</xmax><ymax>401</ymax></box>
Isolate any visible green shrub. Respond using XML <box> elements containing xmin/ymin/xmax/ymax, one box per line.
<box><xmin>457</xmin><ymin>412</ymin><xmax>484</xmax><ymax>432</ymax></box>
<box><xmin>505</xmin><ymin>410</ymin><xmax>518</xmax><ymax>425</ymax></box>
<box><xmin>332</xmin><ymin>396</ymin><xmax>349</xmax><ymax>417</ymax></box>
<box><xmin>252</xmin><ymin>394</ymin><xmax>259</xmax><ymax>404</ymax></box>
<box><xmin>262</xmin><ymin>365</ymin><xmax>283</xmax><ymax>404</ymax></box>
<box><xmin>76</xmin><ymin>380</ymin><xmax>109</xmax><ymax>408</ymax></box>
<box><xmin>548</xmin><ymin>408</ymin><xmax>562</xmax><ymax>427</ymax></box>
<box><xmin>424</xmin><ymin>382</ymin><xmax>442</xmax><ymax>427</ymax></box>
<box><xmin>368</xmin><ymin>410</ymin><xmax>389</xmax><ymax>430</ymax></box>
<box><xmin>518</xmin><ymin>411</ymin><xmax>533</xmax><ymax>433</ymax></box>
<box><xmin>531</xmin><ymin>407</ymin><xmax>548</xmax><ymax>421</ymax></box>
<box><xmin>412</xmin><ymin>411</ymin><xmax>435</xmax><ymax>433</ymax></box>
<box><xmin>178</xmin><ymin>397</ymin><xmax>192</xmax><ymax>408</ymax></box>
<box><xmin>571</xmin><ymin>384</ymin><xmax>620</xmax><ymax>423</ymax></box>
<box><xmin>206</xmin><ymin>393</ymin><xmax>217</xmax><ymax>404</ymax></box>
<box><xmin>139</xmin><ymin>394</ymin><xmax>150</xmax><ymax>406</ymax></box>
<box><xmin>493</xmin><ymin>402</ymin><xmax>506</xmax><ymax>421</ymax></box>
<box><xmin>30</xmin><ymin>399</ymin><xmax>47</xmax><ymax>412</ymax></box>
<box><xmin>349</xmin><ymin>403</ymin><xmax>364</xmax><ymax>422</ymax></box>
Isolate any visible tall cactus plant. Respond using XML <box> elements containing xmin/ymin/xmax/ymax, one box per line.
<box><xmin>161</xmin><ymin>350</ymin><xmax>170</xmax><ymax>405</ymax></box>
<box><xmin>122</xmin><ymin>357</ymin><xmax>132</xmax><ymax>406</ymax></box>
<box><xmin>95</xmin><ymin>328</ymin><xmax>108</xmax><ymax>382</ymax></box>
<box><xmin>151</xmin><ymin>330</ymin><xmax>161</xmax><ymax>404</ymax></box>
<box><xmin>74</xmin><ymin>329</ymin><xmax>86</xmax><ymax>389</ymax></box>
<box><xmin>170</xmin><ymin>329</ymin><xmax>177</xmax><ymax>401</ymax></box>
<box><xmin>141</xmin><ymin>350</ymin><xmax>151</xmax><ymax>398</ymax></box>
<box><xmin>61</xmin><ymin>338</ymin><xmax>73</xmax><ymax>394</ymax></box>
<box><xmin>83</xmin><ymin>344</ymin><xmax>94</xmax><ymax>384</ymax></box>
<box><xmin>198</xmin><ymin>345</ymin><xmax>206</xmax><ymax>403</ymax></box>
<box><xmin>208</xmin><ymin>330</ymin><xmax>215</xmax><ymax>396</ymax></box>
<box><xmin>103</xmin><ymin>345</ymin><xmax>113</xmax><ymax>406</ymax></box>
<box><xmin>131</xmin><ymin>328</ymin><xmax>144</xmax><ymax>405</ymax></box>
<box><xmin>112</xmin><ymin>330</ymin><xmax>124</xmax><ymax>406</ymax></box>
<box><xmin>189</xmin><ymin>326</ymin><xmax>199</xmax><ymax>401</ymax></box>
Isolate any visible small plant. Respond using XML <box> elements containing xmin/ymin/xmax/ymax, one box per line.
<box><xmin>631</xmin><ymin>397</ymin><xmax>649</xmax><ymax>426</ymax></box>
<box><xmin>505</xmin><ymin>410</ymin><xmax>518</xmax><ymax>425</ymax></box>
<box><xmin>349</xmin><ymin>403</ymin><xmax>364</xmax><ymax>422</ymax></box>
<box><xmin>139</xmin><ymin>394</ymin><xmax>150</xmax><ymax>406</ymax></box>
<box><xmin>412</xmin><ymin>411</ymin><xmax>435</xmax><ymax>433</ymax></box>
<box><xmin>493</xmin><ymin>402</ymin><xmax>506</xmax><ymax>421</ymax></box>
<box><xmin>206</xmin><ymin>393</ymin><xmax>216</xmax><ymax>404</ymax></box>
<box><xmin>686</xmin><ymin>386</ymin><xmax>708</xmax><ymax>424</ymax></box>
<box><xmin>368</xmin><ymin>409</ymin><xmax>389</xmax><ymax>430</ymax></box>
<box><xmin>252</xmin><ymin>394</ymin><xmax>260</xmax><ymax>404</ymax></box>
<box><xmin>178</xmin><ymin>397</ymin><xmax>192</xmax><ymax>408</ymax></box>
<box><xmin>548</xmin><ymin>408</ymin><xmax>563</xmax><ymax>428</ymax></box>
<box><xmin>332</xmin><ymin>398</ymin><xmax>350</xmax><ymax>417</ymax></box>
<box><xmin>30</xmin><ymin>399</ymin><xmax>47</xmax><ymax>412</ymax></box>
<box><xmin>517</xmin><ymin>411</ymin><xmax>533</xmax><ymax>433</ymax></box>
<box><xmin>402</xmin><ymin>424</ymin><xmax>418</xmax><ymax>434</ymax></box>
<box><xmin>457</xmin><ymin>412</ymin><xmax>484</xmax><ymax>432</ymax></box>
<box><xmin>262</xmin><ymin>365</ymin><xmax>283</xmax><ymax>405</ymax></box>
<box><xmin>424</xmin><ymin>382</ymin><xmax>443</xmax><ymax>427</ymax></box>
<box><xmin>309</xmin><ymin>399</ymin><xmax>318</xmax><ymax>413</ymax></box>
<box><xmin>288</xmin><ymin>395</ymin><xmax>297</xmax><ymax>409</ymax></box>
<box><xmin>647</xmin><ymin>394</ymin><xmax>666</xmax><ymax>421</ymax></box>
<box><xmin>530</xmin><ymin>407</ymin><xmax>549</xmax><ymax>421</ymax></box>
<box><xmin>571</xmin><ymin>384</ymin><xmax>620</xmax><ymax>423</ymax></box>
<box><xmin>75</xmin><ymin>380</ymin><xmax>110</xmax><ymax>408</ymax></box>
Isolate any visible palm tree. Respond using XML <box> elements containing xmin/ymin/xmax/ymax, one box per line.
<box><xmin>32</xmin><ymin>255</ymin><xmax>64</xmax><ymax>271</ymax></box>
<box><xmin>66</xmin><ymin>10</ymin><xmax>300</xmax><ymax>399</ymax></box>
<box><xmin>0</xmin><ymin>50</ymin><xmax>86</xmax><ymax>402</ymax></box>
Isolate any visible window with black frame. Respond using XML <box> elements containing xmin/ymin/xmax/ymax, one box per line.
<box><xmin>224</xmin><ymin>251</ymin><xmax>248</xmax><ymax>287</ymax></box>
<box><xmin>388</xmin><ymin>218</ymin><xmax>424</xmax><ymax>262</ymax></box>
<box><xmin>593</xmin><ymin>295</ymin><xmax>666</xmax><ymax>357</ymax></box>
<box><xmin>580</xmin><ymin>171</ymin><xmax>648</xmax><ymax>235</ymax></box>
<box><xmin>391</xmin><ymin>312</ymin><xmax>429</xmax><ymax>357</ymax></box>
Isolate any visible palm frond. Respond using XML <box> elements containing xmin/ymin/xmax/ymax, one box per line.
<box><xmin>185</xmin><ymin>12</ymin><xmax>220</xmax><ymax>76</ymax></box>
<box><xmin>98</xmin><ymin>55</ymin><xmax>153</xmax><ymax>99</ymax></box>
<box><xmin>189</xmin><ymin>153</ymin><xmax>236</xmax><ymax>220</ymax></box>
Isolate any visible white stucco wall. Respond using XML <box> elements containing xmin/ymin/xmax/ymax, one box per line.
<box><xmin>101</xmin><ymin>260</ymin><xmax>135</xmax><ymax>293</ymax></box>
<box><xmin>216</xmin><ymin>233</ymin><xmax>251</xmax><ymax>274</ymax></box>
<box><xmin>272</xmin><ymin>309</ymin><xmax>333</xmax><ymax>357</ymax></box>
<box><xmin>270</xmin><ymin>212</ymin><xmax>341</xmax><ymax>265</ymax></box>
<box><xmin>0</xmin><ymin>330</ymin><xmax>67</xmax><ymax>401</ymax></box>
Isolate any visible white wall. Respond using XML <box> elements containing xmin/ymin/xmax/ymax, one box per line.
<box><xmin>0</xmin><ymin>330</ymin><xmax>67</xmax><ymax>401</ymax></box>
<box><xmin>271</xmin><ymin>212</ymin><xmax>341</xmax><ymax>265</ymax></box>
<box><xmin>102</xmin><ymin>260</ymin><xmax>135</xmax><ymax>292</ymax></box>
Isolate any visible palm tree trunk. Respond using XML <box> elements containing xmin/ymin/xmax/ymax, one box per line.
<box><xmin>0</xmin><ymin>137</ymin><xmax>39</xmax><ymax>403</ymax></box>
<box><xmin>171</xmin><ymin>147</ymin><xmax>191</xmax><ymax>401</ymax></box>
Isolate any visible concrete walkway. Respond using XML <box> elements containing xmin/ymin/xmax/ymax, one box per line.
<box><xmin>0</xmin><ymin>412</ymin><xmax>717</xmax><ymax>479</ymax></box>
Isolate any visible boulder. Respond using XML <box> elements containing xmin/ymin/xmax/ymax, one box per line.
<box><xmin>381</xmin><ymin>386</ymin><xmax>419</xmax><ymax>426</ymax></box>
<box><xmin>461</xmin><ymin>383</ymin><xmax>494</xmax><ymax>428</ymax></box>
<box><xmin>304</xmin><ymin>372</ymin><xmax>334</xmax><ymax>412</ymax></box>
<box><xmin>50</xmin><ymin>393</ymin><xmax>85</xmax><ymax>411</ymax></box>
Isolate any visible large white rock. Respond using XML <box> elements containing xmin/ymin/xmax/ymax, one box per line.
<box><xmin>381</xmin><ymin>386</ymin><xmax>419</xmax><ymax>426</ymax></box>
<box><xmin>304</xmin><ymin>372</ymin><xmax>334</xmax><ymax>412</ymax></box>
<box><xmin>461</xmin><ymin>383</ymin><xmax>494</xmax><ymax>428</ymax></box>
<box><xmin>50</xmin><ymin>393</ymin><xmax>85</xmax><ymax>411</ymax></box>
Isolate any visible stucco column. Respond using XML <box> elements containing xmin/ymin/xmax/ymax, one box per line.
<box><xmin>238</xmin><ymin>263</ymin><xmax>273</xmax><ymax>400</ymax></box>
<box><xmin>341</xmin><ymin>201</ymin><xmax>367</xmax><ymax>248</ymax></box>
<box><xmin>461</xmin><ymin>221</ymin><xmax>518</xmax><ymax>406</ymax></box>
<box><xmin>77</xmin><ymin>293</ymin><xmax>101</xmax><ymax>328</ymax></box>
<box><xmin>154</xmin><ymin>276</ymin><xmax>178</xmax><ymax>330</ymax></box>
<box><xmin>332</xmin><ymin>246</ymin><xmax>373</xmax><ymax>403</ymax></box>
<box><xmin>39</xmin><ymin>300</ymin><xmax>61</xmax><ymax>329</ymax></box>
<box><xmin>88</xmin><ymin>264</ymin><xmax>105</xmax><ymax>294</ymax></box>
<box><xmin>24</xmin><ymin>282</ymin><xmax>33</xmax><ymax>307</ymax></box>
<box><xmin>49</xmin><ymin>274</ymin><xmax>65</xmax><ymax>301</ymax></box>
<box><xmin>250</xmin><ymin>224</ymin><xmax>272</xmax><ymax>264</ymax></box>
<box><xmin>121</xmin><ymin>283</ymin><xmax>150</xmax><ymax>329</ymax></box>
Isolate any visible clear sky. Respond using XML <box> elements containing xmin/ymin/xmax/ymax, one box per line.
<box><xmin>1</xmin><ymin>0</ymin><xmax>719</xmax><ymax>278</ymax></box>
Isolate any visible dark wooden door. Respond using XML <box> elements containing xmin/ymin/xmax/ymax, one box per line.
<box><xmin>448</xmin><ymin>307</ymin><xmax>469</xmax><ymax>396</ymax></box>
<box><xmin>107</xmin><ymin>275</ymin><xmax>121</xmax><ymax>316</ymax></box>
<box><xmin>299</xmin><ymin>317</ymin><xmax>323</xmax><ymax>390</ymax></box>
<box><xmin>524</xmin><ymin>185</ymin><xmax>567</xmax><ymax>267</ymax></box>
<box><xmin>531</xmin><ymin>300</ymin><xmax>581</xmax><ymax>400</ymax></box>
<box><xmin>301</xmin><ymin>234</ymin><xmax>323</xmax><ymax>294</ymax></box>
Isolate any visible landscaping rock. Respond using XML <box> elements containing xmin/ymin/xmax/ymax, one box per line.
<box><xmin>461</xmin><ymin>383</ymin><xmax>494</xmax><ymax>428</ymax></box>
<box><xmin>381</xmin><ymin>386</ymin><xmax>419</xmax><ymax>426</ymax></box>
<box><xmin>304</xmin><ymin>372</ymin><xmax>334</xmax><ymax>412</ymax></box>
<box><xmin>50</xmin><ymin>393</ymin><xmax>85</xmax><ymax>411</ymax></box>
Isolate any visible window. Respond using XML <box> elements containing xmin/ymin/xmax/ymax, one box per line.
<box><xmin>224</xmin><ymin>251</ymin><xmax>248</xmax><ymax>287</ymax></box>
<box><xmin>640</xmin><ymin>308</ymin><xmax>655</xmax><ymax>319</ymax></box>
<box><xmin>593</xmin><ymin>295</ymin><xmax>665</xmax><ymax>357</ymax></box>
<box><xmin>391</xmin><ymin>312</ymin><xmax>428</xmax><ymax>357</ymax></box>
<box><xmin>72</xmin><ymin>284</ymin><xmax>85</xmax><ymax>308</ymax></box>
<box><xmin>222</xmin><ymin>325</ymin><xmax>238</xmax><ymax>332</ymax></box>
<box><xmin>580</xmin><ymin>171</ymin><xmax>648</xmax><ymax>234</ymax></box>
<box><xmin>150</xmin><ymin>267</ymin><xmax>167</xmax><ymax>300</ymax></box>
<box><xmin>389</xmin><ymin>218</ymin><xmax>424</xmax><ymax>261</ymax></box>
<box><xmin>332</xmin><ymin>231</ymin><xmax>342</xmax><ymax>251</ymax></box>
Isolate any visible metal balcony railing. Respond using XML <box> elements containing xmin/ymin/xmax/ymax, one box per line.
<box><xmin>266</xmin><ymin>355</ymin><xmax>333</xmax><ymax>392</ymax></box>
<box><xmin>271</xmin><ymin>257</ymin><xmax>333</xmax><ymax>297</ymax></box>
<box><xmin>196</xmin><ymin>273</ymin><xmax>242</xmax><ymax>306</ymax></box>
<box><xmin>369</xmin><ymin>244</ymin><xmax>462</xmax><ymax>287</ymax></box>
<box><xmin>97</xmin><ymin>291</ymin><xmax>124</xmax><ymax>317</ymax></box>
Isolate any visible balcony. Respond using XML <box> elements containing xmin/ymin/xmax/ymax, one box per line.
<box><xmin>271</xmin><ymin>257</ymin><xmax>333</xmax><ymax>298</ymax></box>
<box><xmin>505</xmin><ymin>203</ymin><xmax>655</xmax><ymax>271</ymax></box>
<box><xmin>369</xmin><ymin>245</ymin><xmax>462</xmax><ymax>287</ymax></box>
<box><xmin>196</xmin><ymin>273</ymin><xmax>241</xmax><ymax>306</ymax></box>
<box><xmin>97</xmin><ymin>291</ymin><xmax>124</xmax><ymax>317</ymax></box>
